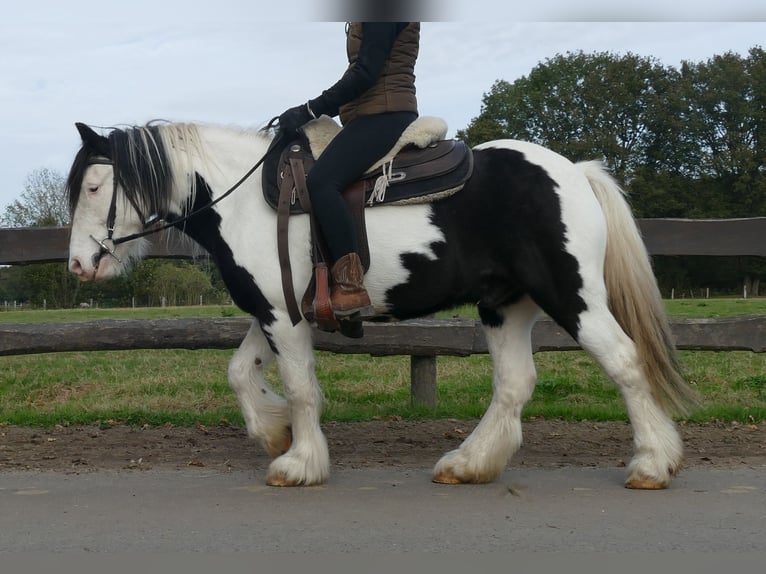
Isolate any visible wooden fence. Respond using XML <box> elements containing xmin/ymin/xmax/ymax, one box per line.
<box><xmin>1</xmin><ymin>219</ymin><xmax>765</xmax><ymax>406</ymax></box>
<box><xmin>2</xmin><ymin>218</ymin><xmax>766</xmax><ymax>264</ymax></box>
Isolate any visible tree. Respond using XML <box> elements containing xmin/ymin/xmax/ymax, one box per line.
<box><xmin>0</xmin><ymin>265</ymin><xmax>24</xmax><ymax>302</ymax></box>
<box><xmin>457</xmin><ymin>48</ymin><xmax>765</xmax><ymax>295</ymax></box>
<box><xmin>675</xmin><ymin>48</ymin><xmax>766</xmax><ymax>217</ymax></box>
<box><xmin>17</xmin><ymin>263</ymin><xmax>80</xmax><ymax>308</ymax></box>
<box><xmin>125</xmin><ymin>259</ymin><xmax>221</xmax><ymax>307</ymax></box>
<box><xmin>0</xmin><ymin>167</ymin><xmax>78</xmax><ymax>308</ymax></box>
<box><xmin>1</xmin><ymin>168</ymin><xmax>69</xmax><ymax>227</ymax></box>
<box><xmin>155</xmin><ymin>261</ymin><xmax>220</xmax><ymax>306</ymax></box>
<box><xmin>458</xmin><ymin>52</ymin><xmax>673</xmax><ymax>185</ymax></box>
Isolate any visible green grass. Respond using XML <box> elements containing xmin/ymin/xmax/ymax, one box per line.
<box><xmin>1</xmin><ymin>299</ymin><xmax>764</xmax><ymax>426</ymax></box>
<box><xmin>0</xmin><ymin>305</ymin><xmax>249</xmax><ymax>324</ymax></box>
<box><xmin>664</xmin><ymin>297</ymin><xmax>766</xmax><ymax>318</ymax></box>
<box><xmin>2</xmin><ymin>297</ymin><xmax>764</xmax><ymax>323</ymax></box>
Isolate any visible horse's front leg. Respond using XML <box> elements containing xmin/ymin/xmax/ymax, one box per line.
<box><xmin>262</xmin><ymin>317</ymin><xmax>329</xmax><ymax>486</ymax></box>
<box><xmin>227</xmin><ymin>320</ymin><xmax>291</xmax><ymax>457</ymax></box>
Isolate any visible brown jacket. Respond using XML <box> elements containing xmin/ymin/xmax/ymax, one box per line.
<box><xmin>339</xmin><ymin>22</ymin><xmax>419</xmax><ymax>124</ymax></box>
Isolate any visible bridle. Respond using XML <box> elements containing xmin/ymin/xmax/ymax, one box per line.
<box><xmin>88</xmin><ymin>119</ymin><xmax>285</xmax><ymax>264</ymax></box>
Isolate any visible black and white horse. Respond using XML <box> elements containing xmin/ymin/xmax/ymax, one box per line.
<box><xmin>67</xmin><ymin>119</ymin><xmax>695</xmax><ymax>488</ymax></box>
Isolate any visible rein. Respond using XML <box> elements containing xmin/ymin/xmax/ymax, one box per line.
<box><xmin>90</xmin><ymin>119</ymin><xmax>284</xmax><ymax>262</ymax></box>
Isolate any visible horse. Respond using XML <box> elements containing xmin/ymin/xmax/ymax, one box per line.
<box><xmin>66</xmin><ymin>118</ymin><xmax>696</xmax><ymax>488</ymax></box>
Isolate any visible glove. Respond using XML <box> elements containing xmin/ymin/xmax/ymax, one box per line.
<box><xmin>278</xmin><ymin>103</ymin><xmax>313</xmax><ymax>133</ymax></box>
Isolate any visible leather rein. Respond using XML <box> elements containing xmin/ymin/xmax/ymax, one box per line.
<box><xmin>89</xmin><ymin>119</ymin><xmax>284</xmax><ymax>263</ymax></box>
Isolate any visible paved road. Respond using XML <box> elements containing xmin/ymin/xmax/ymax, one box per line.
<box><xmin>1</xmin><ymin>466</ymin><xmax>764</xmax><ymax>552</ymax></box>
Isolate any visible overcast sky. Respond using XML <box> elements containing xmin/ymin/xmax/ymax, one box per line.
<box><xmin>1</xmin><ymin>0</ymin><xmax>765</xmax><ymax>213</ymax></box>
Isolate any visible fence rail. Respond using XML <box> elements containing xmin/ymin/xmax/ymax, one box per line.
<box><xmin>1</xmin><ymin>221</ymin><xmax>765</xmax><ymax>406</ymax></box>
<box><xmin>2</xmin><ymin>218</ymin><xmax>766</xmax><ymax>265</ymax></box>
<box><xmin>3</xmin><ymin>316</ymin><xmax>765</xmax><ymax>357</ymax></box>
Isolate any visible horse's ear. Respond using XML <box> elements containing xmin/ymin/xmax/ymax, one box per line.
<box><xmin>75</xmin><ymin>122</ymin><xmax>110</xmax><ymax>158</ymax></box>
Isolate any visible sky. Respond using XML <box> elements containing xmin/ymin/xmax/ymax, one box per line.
<box><xmin>1</xmin><ymin>0</ymin><xmax>765</xmax><ymax>214</ymax></box>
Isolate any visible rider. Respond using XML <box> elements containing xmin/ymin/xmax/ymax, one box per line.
<box><xmin>277</xmin><ymin>22</ymin><xmax>420</xmax><ymax>319</ymax></box>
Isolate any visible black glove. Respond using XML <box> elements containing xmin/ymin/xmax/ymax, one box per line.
<box><xmin>278</xmin><ymin>103</ymin><xmax>313</xmax><ymax>133</ymax></box>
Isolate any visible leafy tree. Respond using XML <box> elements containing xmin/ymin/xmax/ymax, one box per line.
<box><xmin>458</xmin><ymin>52</ymin><xmax>672</xmax><ymax>184</ymax></box>
<box><xmin>17</xmin><ymin>263</ymin><xmax>79</xmax><ymax>308</ymax></box>
<box><xmin>458</xmin><ymin>48</ymin><xmax>765</xmax><ymax>295</ymax></box>
<box><xmin>0</xmin><ymin>168</ymin><xmax>78</xmax><ymax>307</ymax></box>
<box><xmin>676</xmin><ymin>48</ymin><xmax>766</xmax><ymax>217</ymax></box>
<box><xmin>0</xmin><ymin>266</ymin><xmax>24</xmax><ymax>303</ymax></box>
<box><xmin>1</xmin><ymin>168</ymin><xmax>69</xmax><ymax>227</ymax></box>
<box><xmin>126</xmin><ymin>259</ymin><xmax>221</xmax><ymax>307</ymax></box>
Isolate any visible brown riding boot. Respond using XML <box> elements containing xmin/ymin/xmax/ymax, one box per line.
<box><xmin>330</xmin><ymin>253</ymin><xmax>374</xmax><ymax>318</ymax></box>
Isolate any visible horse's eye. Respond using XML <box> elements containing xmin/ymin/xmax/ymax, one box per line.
<box><xmin>88</xmin><ymin>186</ymin><xmax>99</xmax><ymax>193</ymax></box>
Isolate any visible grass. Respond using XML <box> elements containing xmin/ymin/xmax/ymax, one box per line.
<box><xmin>2</xmin><ymin>297</ymin><xmax>765</xmax><ymax>323</ymax></box>
<box><xmin>1</xmin><ymin>299</ymin><xmax>764</xmax><ymax>427</ymax></box>
<box><xmin>664</xmin><ymin>297</ymin><xmax>766</xmax><ymax>318</ymax></box>
<box><xmin>0</xmin><ymin>304</ymin><xmax>249</xmax><ymax>324</ymax></box>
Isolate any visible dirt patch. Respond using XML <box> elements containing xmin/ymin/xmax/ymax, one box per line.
<box><xmin>1</xmin><ymin>419</ymin><xmax>764</xmax><ymax>474</ymax></box>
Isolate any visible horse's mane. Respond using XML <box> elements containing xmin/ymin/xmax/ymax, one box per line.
<box><xmin>68</xmin><ymin>121</ymin><xmax>206</xmax><ymax>219</ymax></box>
<box><xmin>114</xmin><ymin>122</ymin><xmax>207</xmax><ymax>220</ymax></box>
<box><xmin>68</xmin><ymin>121</ymin><xmax>273</xmax><ymax>220</ymax></box>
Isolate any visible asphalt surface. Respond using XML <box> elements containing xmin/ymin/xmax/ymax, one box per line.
<box><xmin>1</xmin><ymin>465</ymin><xmax>764</xmax><ymax>553</ymax></box>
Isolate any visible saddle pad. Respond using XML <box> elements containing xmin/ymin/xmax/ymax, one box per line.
<box><xmin>303</xmin><ymin>115</ymin><xmax>449</xmax><ymax>172</ymax></box>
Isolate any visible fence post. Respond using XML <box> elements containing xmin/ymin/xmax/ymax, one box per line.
<box><xmin>410</xmin><ymin>355</ymin><xmax>436</xmax><ymax>408</ymax></box>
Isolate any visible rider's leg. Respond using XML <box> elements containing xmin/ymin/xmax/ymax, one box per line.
<box><xmin>306</xmin><ymin>111</ymin><xmax>416</xmax><ymax>316</ymax></box>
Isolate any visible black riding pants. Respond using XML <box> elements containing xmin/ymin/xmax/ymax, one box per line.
<box><xmin>306</xmin><ymin>111</ymin><xmax>417</xmax><ymax>264</ymax></box>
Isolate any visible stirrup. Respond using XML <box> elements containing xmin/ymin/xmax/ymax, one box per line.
<box><xmin>333</xmin><ymin>303</ymin><xmax>375</xmax><ymax>319</ymax></box>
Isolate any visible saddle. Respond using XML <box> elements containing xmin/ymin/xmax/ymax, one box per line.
<box><xmin>262</xmin><ymin>116</ymin><xmax>474</xmax><ymax>335</ymax></box>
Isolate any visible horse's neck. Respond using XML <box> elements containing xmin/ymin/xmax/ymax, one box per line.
<box><xmin>169</xmin><ymin>125</ymin><xmax>273</xmax><ymax>253</ymax></box>
<box><xmin>171</xmin><ymin>126</ymin><xmax>271</xmax><ymax>211</ymax></box>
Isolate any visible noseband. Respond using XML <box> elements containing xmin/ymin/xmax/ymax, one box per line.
<box><xmin>87</xmin><ymin>119</ymin><xmax>285</xmax><ymax>264</ymax></box>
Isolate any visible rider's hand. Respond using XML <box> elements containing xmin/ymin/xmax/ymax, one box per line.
<box><xmin>278</xmin><ymin>104</ymin><xmax>313</xmax><ymax>133</ymax></box>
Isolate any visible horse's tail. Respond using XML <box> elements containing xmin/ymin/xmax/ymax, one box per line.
<box><xmin>577</xmin><ymin>160</ymin><xmax>697</xmax><ymax>416</ymax></box>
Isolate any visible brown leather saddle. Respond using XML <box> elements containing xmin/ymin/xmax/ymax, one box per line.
<box><xmin>262</xmin><ymin>128</ymin><xmax>473</xmax><ymax>335</ymax></box>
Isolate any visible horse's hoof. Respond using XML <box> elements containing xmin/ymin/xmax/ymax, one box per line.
<box><xmin>265</xmin><ymin>473</ymin><xmax>297</xmax><ymax>487</ymax></box>
<box><xmin>432</xmin><ymin>471</ymin><xmax>464</xmax><ymax>485</ymax></box>
<box><xmin>625</xmin><ymin>477</ymin><xmax>669</xmax><ymax>490</ymax></box>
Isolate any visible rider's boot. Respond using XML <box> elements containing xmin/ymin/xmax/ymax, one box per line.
<box><xmin>330</xmin><ymin>252</ymin><xmax>374</xmax><ymax>319</ymax></box>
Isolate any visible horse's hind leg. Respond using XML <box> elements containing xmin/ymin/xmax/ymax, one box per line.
<box><xmin>227</xmin><ymin>320</ymin><xmax>291</xmax><ymax>458</ymax></box>
<box><xmin>433</xmin><ymin>296</ymin><xmax>541</xmax><ymax>484</ymax></box>
<box><xmin>575</xmin><ymin>305</ymin><xmax>683</xmax><ymax>489</ymax></box>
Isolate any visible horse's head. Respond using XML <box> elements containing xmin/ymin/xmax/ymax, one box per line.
<box><xmin>67</xmin><ymin>123</ymin><xmax>149</xmax><ymax>281</ymax></box>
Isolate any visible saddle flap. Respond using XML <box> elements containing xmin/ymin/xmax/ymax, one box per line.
<box><xmin>386</xmin><ymin>140</ymin><xmax>467</xmax><ymax>184</ymax></box>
